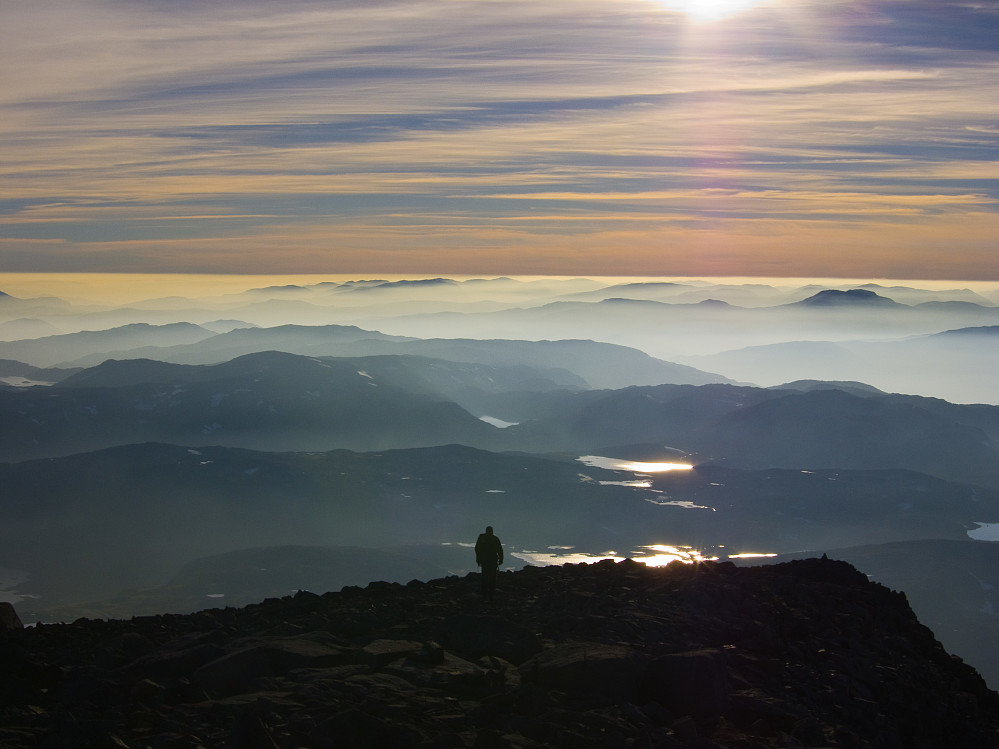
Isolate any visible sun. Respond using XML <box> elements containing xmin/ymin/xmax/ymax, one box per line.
<box><xmin>656</xmin><ymin>0</ymin><xmax>768</xmax><ymax>22</ymax></box>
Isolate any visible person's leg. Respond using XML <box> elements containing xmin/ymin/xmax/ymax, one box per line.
<box><xmin>482</xmin><ymin>564</ymin><xmax>496</xmax><ymax>600</ymax></box>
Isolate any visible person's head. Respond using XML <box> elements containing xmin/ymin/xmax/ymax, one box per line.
<box><xmin>485</xmin><ymin>526</ymin><xmax>493</xmax><ymax>534</ymax></box>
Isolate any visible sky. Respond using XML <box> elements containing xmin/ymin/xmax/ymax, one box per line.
<box><xmin>2</xmin><ymin>0</ymin><xmax>998</xmax><ymax>280</ymax></box>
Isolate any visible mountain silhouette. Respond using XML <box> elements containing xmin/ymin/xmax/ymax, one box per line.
<box><xmin>749</xmin><ymin>538</ymin><xmax>999</xmax><ymax>689</ymax></box>
<box><xmin>685</xmin><ymin>323</ymin><xmax>999</xmax><ymax>404</ymax></box>
<box><xmin>53</xmin><ymin>323</ymin><xmax>412</xmax><ymax>368</ymax></box>
<box><xmin>488</xmin><ymin>383</ymin><xmax>999</xmax><ymax>487</ymax></box>
<box><xmin>2</xmin><ymin>557</ymin><xmax>998</xmax><ymax>748</ymax></box>
<box><xmin>5</xmin><ymin>362</ymin><xmax>997</xmax><ymax>484</ymax></box>
<box><xmin>7</xmin><ymin>324</ymin><xmax>730</xmax><ymax>388</ymax></box>
<box><xmin>0</xmin><ymin>351</ymin><xmax>505</xmax><ymax>460</ymax></box>
<box><xmin>0</xmin><ymin>322</ymin><xmax>214</xmax><ymax>368</ymax></box>
<box><xmin>791</xmin><ymin>288</ymin><xmax>902</xmax><ymax>307</ymax></box>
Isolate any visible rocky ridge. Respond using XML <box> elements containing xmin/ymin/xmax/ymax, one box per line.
<box><xmin>1</xmin><ymin>557</ymin><xmax>998</xmax><ymax>748</ymax></box>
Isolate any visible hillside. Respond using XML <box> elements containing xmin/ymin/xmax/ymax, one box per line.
<box><xmin>746</xmin><ymin>539</ymin><xmax>999</xmax><ymax>689</ymax></box>
<box><xmin>2</xmin><ymin>557</ymin><xmax>997</xmax><ymax>748</ymax></box>
<box><xmin>7</xmin><ymin>442</ymin><xmax>999</xmax><ymax>616</ymax></box>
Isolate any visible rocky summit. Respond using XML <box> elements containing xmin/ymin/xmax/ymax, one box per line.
<box><xmin>1</xmin><ymin>557</ymin><xmax>998</xmax><ymax>748</ymax></box>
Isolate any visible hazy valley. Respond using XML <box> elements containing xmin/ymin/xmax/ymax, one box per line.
<box><xmin>2</xmin><ymin>276</ymin><xmax>999</xmax><ymax>688</ymax></box>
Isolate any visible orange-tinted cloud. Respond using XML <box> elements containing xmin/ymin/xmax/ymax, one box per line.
<box><xmin>1</xmin><ymin>0</ymin><xmax>998</xmax><ymax>279</ymax></box>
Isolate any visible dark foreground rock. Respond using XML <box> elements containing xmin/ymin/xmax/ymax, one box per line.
<box><xmin>0</xmin><ymin>602</ymin><xmax>23</xmax><ymax>631</ymax></box>
<box><xmin>1</xmin><ymin>557</ymin><xmax>998</xmax><ymax>748</ymax></box>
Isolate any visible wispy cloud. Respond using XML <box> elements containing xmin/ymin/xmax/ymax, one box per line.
<box><xmin>1</xmin><ymin>0</ymin><xmax>998</xmax><ymax>277</ymax></box>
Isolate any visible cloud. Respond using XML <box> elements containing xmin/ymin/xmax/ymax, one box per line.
<box><xmin>1</xmin><ymin>0</ymin><xmax>998</xmax><ymax>277</ymax></box>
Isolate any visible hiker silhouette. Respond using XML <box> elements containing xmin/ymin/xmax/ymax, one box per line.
<box><xmin>474</xmin><ymin>525</ymin><xmax>503</xmax><ymax>602</ymax></box>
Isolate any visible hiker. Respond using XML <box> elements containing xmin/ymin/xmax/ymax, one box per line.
<box><xmin>474</xmin><ymin>525</ymin><xmax>504</xmax><ymax>602</ymax></box>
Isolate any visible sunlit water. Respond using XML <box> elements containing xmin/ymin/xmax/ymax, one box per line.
<box><xmin>516</xmin><ymin>455</ymin><xmax>770</xmax><ymax>567</ymax></box>
<box><xmin>510</xmin><ymin>545</ymin><xmax>776</xmax><ymax>567</ymax></box>
<box><xmin>578</xmin><ymin>455</ymin><xmax>694</xmax><ymax>473</ymax></box>
<box><xmin>479</xmin><ymin>415</ymin><xmax>518</xmax><ymax>428</ymax></box>
<box><xmin>577</xmin><ymin>454</ymin><xmax>709</xmax><ymax>508</ymax></box>
<box><xmin>512</xmin><ymin>544</ymin><xmax>713</xmax><ymax>567</ymax></box>
<box><xmin>0</xmin><ymin>450</ymin><xmax>758</xmax><ymax>609</ymax></box>
<box><xmin>969</xmin><ymin>523</ymin><xmax>999</xmax><ymax>541</ymax></box>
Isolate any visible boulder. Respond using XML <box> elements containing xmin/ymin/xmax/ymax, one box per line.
<box><xmin>0</xmin><ymin>602</ymin><xmax>23</xmax><ymax>630</ymax></box>
<box><xmin>519</xmin><ymin>642</ymin><xmax>642</xmax><ymax>703</ymax></box>
<box><xmin>121</xmin><ymin>642</ymin><xmax>225</xmax><ymax>680</ymax></box>
<box><xmin>385</xmin><ymin>651</ymin><xmax>488</xmax><ymax>692</ymax></box>
<box><xmin>435</xmin><ymin>614</ymin><xmax>540</xmax><ymax>664</ymax></box>
<box><xmin>639</xmin><ymin>648</ymin><xmax>731</xmax><ymax>721</ymax></box>
<box><xmin>362</xmin><ymin>639</ymin><xmax>422</xmax><ymax>668</ymax></box>
<box><xmin>195</xmin><ymin>634</ymin><xmax>356</xmax><ymax>694</ymax></box>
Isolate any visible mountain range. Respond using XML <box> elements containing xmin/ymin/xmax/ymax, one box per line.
<box><xmin>684</xmin><ymin>325</ymin><xmax>999</xmax><ymax>404</ymax></box>
<box><xmin>1</xmin><ymin>350</ymin><xmax>996</xmax><ymax>490</ymax></box>
<box><xmin>1</xmin><ymin>276</ymin><xmax>998</xmax><ymax>692</ymax></box>
<box><xmin>5</xmin><ymin>438</ymin><xmax>999</xmax><ymax>686</ymax></box>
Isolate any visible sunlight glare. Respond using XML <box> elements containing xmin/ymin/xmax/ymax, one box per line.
<box><xmin>578</xmin><ymin>456</ymin><xmax>694</xmax><ymax>473</ymax></box>
<box><xmin>657</xmin><ymin>0</ymin><xmax>768</xmax><ymax>22</ymax></box>
<box><xmin>510</xmin><ymin>544</ymin><xmax>713</xmax><ymax>568</ymax></box>
<box><xmin>617</xmin><ymin>460</ymin><xmax>694</xmax><ymax>473</ymax></box>
<box><xmin>635</xmin><ymin>545</ymin><xmax>714</xmax><ymax>566</ymax></box>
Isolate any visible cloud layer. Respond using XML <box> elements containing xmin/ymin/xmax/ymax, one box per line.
<box><xmin>2</xmin><ymin>0</ymin><xmax>998</xmax><ymax>277</ymax></box>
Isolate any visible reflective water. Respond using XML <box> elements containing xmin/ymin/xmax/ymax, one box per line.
<box><xmin>480</xmin><ymin>415</ymin><xmax>518</xmax><ymax>428</ymax></box>
<box><xmin>578</xmin><ymin>454</ymin><xmax>708</xmax><ymax>510</ymax></box>
<box><xmin>643</xmin><ymin>497</ymin><xmax>713</xmax><ymax>510</ymax></box>
<box><xmin>511</xmin><ymin>544</ymin><xmax>714</xmax><ymax>567</ymax></box>
<box><xmin>578</xmin><ymin>455</ymin><xmax>694</xmax><ymax>472</ymax></box>
<box><xmin>727</xmin><ymin>552</ymin><xmax>778</xmax><ymax>559</ymax></box>
<box><xmin>0</xmin><ymin>376</ymin><xmax>54</xmax><ymax>387</ymax></box>
<box><xmin>969</xmin><ymin>522</ymin><xmax>999</xmax><ymax>541</ymax></box>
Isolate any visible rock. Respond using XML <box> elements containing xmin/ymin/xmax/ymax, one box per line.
<box><xmin>362</xmin><ymin>638</ymin><xmax>422</xmax><ymax>668</ymax></box>
<box><xmin>2</xmin><ymin>558</ymin><xmax>999</xmax><ymax>748</ymax></box>
<box><xmin>435</xmin><ymin>614</ymin><xmax>541</xmax><ymax>664</ymax></box>
<box><xmin>640</xmin><ymin>649</ymin><xmax>731</xmax><ymax>721</ymax></box>
<box><xmin>519</xmin><ymin>642</ymin><xmax>643</xmax><ymax>703</ymax></box>
<box><xmin>226</xmin><ymin>709</ymin><xmax>280</xmax><ymax>749</ymax></box>
<box><xmin>195</xmin><ymin>634</ymin><xmax>356</xmax><ymax>694</ymax></box>
<box><xmin>477</xmin><ymin>655</ymin><xmax>520</xmax><ymax>688</ymax></box>
<box><xmin>384</xmin><ymin>650</ymin><xmax>488</xmax><ymax>692</ymax></box>
<box><xmin>121</xmin><ymin>642</ymin><xmax>225</xmax><ymax>681</ymax></box>
<box><xmin>0</xmin><ymin>602</ymin><xmax>23</xmax><ymax>630</ymax></box>
<box><xmin>415</xmin><ymin>640</ymin><xmax>445</xmax><ymax>665</ymax></box>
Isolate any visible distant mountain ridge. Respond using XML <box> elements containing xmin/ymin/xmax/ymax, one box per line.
<box><xmin>489</xmin><ymin>382</ymin><xmax>999</xmax><ymax>487</ymax></box>
<box><xmin>931</xmin><ymin>324</ymin><xmax>999</xmax><ymax>338</ymax></box>
<box><xmin>51</xmin><ymin>323</ymin><xmax>411</xmax><ymax>368</ymax></box>
<box><xmin>2</xmin><ymin>354</ymin><xmax>996</xmax><ymax>487</ymax></box>
<box><xmin>0</xmin><ymin>351</ymin><xmax>505</xmax><ymax>460</ymax></box>
<box><xmin>685</xmin><ymin>323</ymin><xmax>999</xmax><ymax>405</ymax></box>
<box><xmin>792</xmin><ymin>288</ymin><xmax>902</xmax><ymax>307</ymax></box>
<box><xmin>0</xmin><ymin>320</ymin><xmax>730</xmax><ymax>389</ymax></box>
<box><xmin>0</xmin><ymin>322</ymin><xmax>214</xmax><ymax>368</ymax></box>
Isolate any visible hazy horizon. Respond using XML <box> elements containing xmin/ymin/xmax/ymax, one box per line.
<box><xmin>3</xmin><ymin>272</ymin><xmax>998</xmax><ymax>306</ymax></box>
<box><xmin>1</xmin><ymin>273</ymin><xmax>996</xmax><ymax>405</ymax></box>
